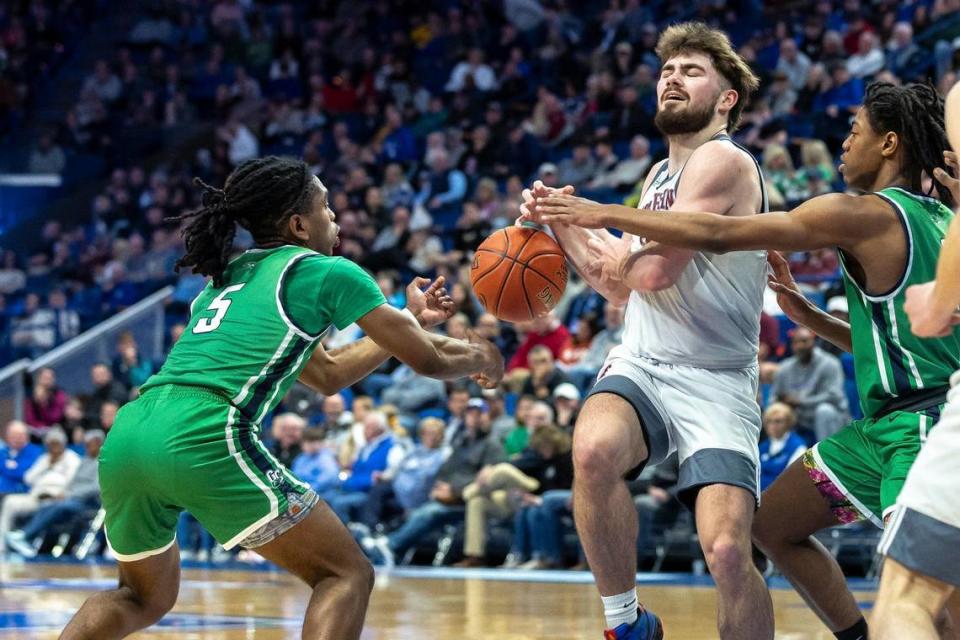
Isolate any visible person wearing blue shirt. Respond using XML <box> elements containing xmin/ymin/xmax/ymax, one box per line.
<box><xmin>759</xmin><ymin>403</ymin><xmax>807</xmax><ymax>492</ymax></box>
<box><xmin>327</xmin><ymin>412</ymin><xmax>398</xmax><ymax>523</ymax></box>
<box><xmin>292</xmin><ymin>428</ymin><xmax>341</xmax><ymax>495</ymax></box>
<box><xmin>0</xmin><ymin>421</ymin><xmax>43</xmax><ymax>495</ymax></box>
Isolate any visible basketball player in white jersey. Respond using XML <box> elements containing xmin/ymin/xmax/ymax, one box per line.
<box><xmin>874</xmin><ymin>81</ymin><xmax>960</xmax><ymax>639</ymax></box>
<box><xmin>520</xmin><ymin>23</ymin><xmax>772</xmax><ymax>640</ymax></box>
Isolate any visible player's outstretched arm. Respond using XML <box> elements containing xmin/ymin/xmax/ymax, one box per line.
<box><xmin>298</xmin><ymin>277</ymin><xmax>456</xmax><ymax>395</ymax></box>
<box><xmin>538</xmin><ymin>178</ymin><xmax>894</xmax><ymax>257</ymax></box>
<box><xmin>356</xmin><ymin>305</ymin><xmax>504</xmax><ymax>385</ymax></box>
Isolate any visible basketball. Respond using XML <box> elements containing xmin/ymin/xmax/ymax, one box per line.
<box><xmin>470</xmin><ymin>226</ymin><xmax>568</xmax><ymax>323</ymax></box>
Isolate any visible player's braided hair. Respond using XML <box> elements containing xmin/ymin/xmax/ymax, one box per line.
<box><xmin>863</xmin><ymin>82</ymin><xmax>953</xmax><ymax>207</ymax></box>
<box><xmin>169</xmin><ymin>156</ymin><xmax>316</xmax><ymax>287</ymax></box>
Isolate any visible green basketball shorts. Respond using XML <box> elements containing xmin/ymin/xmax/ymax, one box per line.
<box><xmin>803</xmin><ymin>408</ymin><xmax>939</xmax><ymax>527</ymax></box>
<box><xmin>99</xmin><ymin>384</ymin><xmax>316</xmax><ymax>561</ymax></box>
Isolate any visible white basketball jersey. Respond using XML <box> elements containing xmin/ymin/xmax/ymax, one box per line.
<box><xmin>616</xmin><ymin>135</ymin><xmax>767</xmax><ymax>369</ymax></box>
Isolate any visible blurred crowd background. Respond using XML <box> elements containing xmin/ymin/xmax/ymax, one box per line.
<box><xmin>0</xmin><ymin>0</ymin><xmax>957</xmax><ymax>570</ymax></box>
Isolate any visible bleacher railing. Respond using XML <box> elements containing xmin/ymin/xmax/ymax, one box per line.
<box><xmin>0</xmin><ymin>359</ymin><xmax>30</xmax><ymax>426</ymax></box>
<box><xmin>0</xmin><ymin>286</ymin><xmax>173</xmax><ymax>424</ymax></box>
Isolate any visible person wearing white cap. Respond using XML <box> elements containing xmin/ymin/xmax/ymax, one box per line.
<box><xmin>553</xmin><ymin>383</ymin><xmax>582</xmax><ymax>431</ymax></box>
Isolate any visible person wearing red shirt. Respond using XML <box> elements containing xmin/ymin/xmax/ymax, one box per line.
<box><xmin>507</xmin><ymin>312</ymin><xmax>571</xmax><ymax>372</ymax></box>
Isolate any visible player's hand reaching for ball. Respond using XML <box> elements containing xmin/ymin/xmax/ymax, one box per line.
<box><xmin>406</xmin><ymin>276</ymin><xmax>455</xmax><ymax>329</ymax></box>
<box><xmin>517</xmin><ymin>180</ymin><xmax>575</xmax><ymax>226</ymax></box>
<box><xmin>466</xmin><ymin>329</ymin><xmax>504</xmax><ymax>389</ymax></box>
<box><xmin>537</xmin><ymin>194</ymin><xmax>607</xmax><ymax>228</ymax></box>
<box><xmin>766</xmin><ymin>251</ymin><xmax>814</xmax><ymax>323</ymax></box>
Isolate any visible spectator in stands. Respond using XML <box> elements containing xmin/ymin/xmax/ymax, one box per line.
<box><xmin>507</xmin><ymin>312</ymin><xmax>571</xmax><ymax>372</ymax></box>
<box><xmin>376</xmin><ymin>363</ymin><xmax>447</xmax><ymax>416</ymax></box>
<box><xmin>0</xmin><ymin>421</ymin><xmax>43</xmax><ymax>496</ymax></box>
<box><xmin>763</xmin><ymin>144</ymin><xmax>809</xmax><ymax>205</ymax></box>
<box><xmin>484</xmin><ymin>388</ymin><xmax>517</xmax><ymax>443</ymax></box>
<box><xmin>359</xmin><ymin>417</ymin><xmax>448</xmax><ymax>530</ymax></box>
<box><xmin>798</xmin><ymin>139</ymin><xmax>837</xmax><ymax>197</ymax></box>
<box><xmin>417</xmin><ymin>148</ymin><xmax>467</xmax><ymax>229</ymax></box>
<box><xmin>327</xmin><ymin>411</ymin><xmax>400</xmax><ymax>523</ymax></box>
<box><xmin>82</xmin><ymin>60</ymin><xmax>122</xmax><ymax>105</ymax></box>
<box><xmin>267</xmin><ymin>412</ymin><xmax>305</xmax><ymax>469</ymax></box>
<box><xmin>776</xmin><ymin>38</ymin><xmax>812</xmax><ymax>91</ymax></box>
<box><xmin>291</xmin><ymin>428</ymin><xmax>340</xmax><ymax>496</ymax></box>
<box><xmin>847</xmin><ymin>31</ymin><xmax>885</xmax><ymax>79</ymax></box>
<box><xmin>759</xmin><ymin>403</ymin><xmax>807</xmax><ymax>492</ymax></box>
<box><xmin>368</xmin><ymin>394</ymin><xmax>504</xmax><ymax>565</ymax></box>
<box><xmin>559</xmin><ymin>313</ymin><xmax>599</xmax><ymax>368</ymax></box>
<box><xmin>0</xmin><ymin>250</ymin><xmax>26</xmax><ymax>295</ymax></box>
<box><xmin>0</xmin><ymin>428</ymin><xmax>79</xmax><ymax>551</ymax></box>
<box><xmin>557</xmin><ymin>142</ymin><xmax>597</xmax><ymax>190</ymax></box>
<box><xmin>445</xmin><ymin>48</ymin><xmax>498</xmax><ymax>93</ymax></box>
<box><xmin>586</xmin><ymin>135</ymin><xmax>652</xmax><ymax>194</ymax></box>
<box><xmin>97</xmin><ymin>401</ymin><xmax>119</xmax><ymax>433</ymax></box>
<box><xmin>5</xmin><ymin>429</ymin><xmax>105</xmax><ymax>558</ymax></box>
<box><xmin>28</xmin><ymin>132</ymin><xmax>66</xmax><ymax>174</ymax></box>
<box><xmin>457</xmin><ymin>422</ymin><xmax>574</xmax><ymax>567</ymax></box>
<box><xmin>442</xmin><ymin>386</ymin><xmax>471</xmax><ymax>447</ymax></box>
<box><xmin>520</xmin><ymin>345</ymin><xmax>573</xmax><ymax>401</ymax></box>
<box><xmin>24</xmin><ymin>368</ymin><xmax>67</xmax><ymax>436</ymax></box>
<box><xmin>552</xmin><ymin>383</ymin><xmax>581</xmax><ymax>432</ymax></box>
<box><xmin>112</xmin><ymin>332</ymin><xmax>155</xmax><ymax>390</ymax></box>
<box><xmin>772</xmin><ymin>327</ymin><xmax>848</xmax><ymax>442</ymax></box>
<box><xmin>565</xmin><ymin>302</ymin><xmax>625</xmax><ymax>391</ymax></box>
<box><xmin>84</xmin><ymin>363</ymin><xmax>127</xmax><ymax>426</ymax></box>
<box><xmin>886</xmin><ymin>22</ymin><xmax>921</xmax><ymax>79</ymax></box>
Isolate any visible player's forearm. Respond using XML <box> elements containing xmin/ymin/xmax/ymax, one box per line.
<box><xmin>795</xmin><ymin>306</ymin><xmax>853</xmax><ymax>354</ymax></box>
<box><xmin>299</xmin><ymin>338</ymin><xmax>390</xmax><ymax>395</ymax></box>
<box><xmin>422</xmin><ymin>333</ymin><xmax>494</xmax><ymax>380</ymax></box>
<box><xmin>550</xmin><ymin>223</ymin><xmax>630</xmax><ymax>303</ymax></box>
<box><xmin>597</xmin><ymin>204</ymin><xmax>740</xmax><ymax>253</ymax></box>
<box><xmin>930</xmin><ymin>214</ymin><xmax>960</xmax><ymax>314</ymax></box>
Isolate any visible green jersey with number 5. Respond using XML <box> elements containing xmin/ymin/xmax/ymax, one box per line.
<box><xmin>141</xmin><ymin>245</ymin><xmax>386</xmax><ymax>424</ymax></box>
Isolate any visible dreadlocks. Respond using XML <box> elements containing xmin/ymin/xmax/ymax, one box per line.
<box><xmin>169</xmin><ymin>156</ymin><xmax>316</xmax><ymax>287</ymax></box>
<box><xmin>863</xmin><ymin>82</ymin><xmax>953</xmax><ymax>207</ymax></box>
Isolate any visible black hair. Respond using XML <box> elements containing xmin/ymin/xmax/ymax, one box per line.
<box><xmin>168</xmin><ymin>156</ymin><xmax>318</xmax><ymax>287</ymax></box>
<box><xmin>863</xmin><ymin>82</ymin><xmax>953</xmax><ymax>207</ymax></box>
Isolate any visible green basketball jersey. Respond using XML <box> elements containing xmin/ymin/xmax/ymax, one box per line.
<box><xmin>142</xmin><ymin>245</ymin><xmax>386</xmax><ymax>424</ymax></box>
<box><xmin>840</xmin><ymin>187</ymin><xmax>960</xmax><ymax>418</ymax></box>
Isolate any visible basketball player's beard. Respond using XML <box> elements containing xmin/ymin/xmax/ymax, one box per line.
<box><xmin>654</xmin><ymin>99</ymin><xmax>717</xmax><ymax>136</ymax></box>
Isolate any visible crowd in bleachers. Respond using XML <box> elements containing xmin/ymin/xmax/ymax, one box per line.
<box><xmin>0</xmin><ymin>0</ymin><xmax>959</xmax><ymax>567</ymax></box>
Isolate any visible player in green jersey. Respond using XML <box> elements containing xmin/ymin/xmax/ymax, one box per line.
<box><xmin>61</xmin><ymin>156</ymin><xmax>504</xmax><ymax>640</ymax></box>
<box><xmin>525</xmin><ymin>81</ymin><xmax>958</xmax><ymax>639</ymax></box>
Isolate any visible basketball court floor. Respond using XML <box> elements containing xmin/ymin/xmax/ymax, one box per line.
<box><xmin>0</xmin><ymin>561</ymin><xmax>875</xmax><ymax>639</ymax></box>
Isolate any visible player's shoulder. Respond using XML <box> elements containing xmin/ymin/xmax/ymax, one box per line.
<box><xmin>291</xmin><ymin>253</ymin><xmax>374</xmax><ymax>286</ymax></box>
<box><xmin>689</xmin><ymin>138</ymin><xmax>757</xmax><ymax>173</ymax></box>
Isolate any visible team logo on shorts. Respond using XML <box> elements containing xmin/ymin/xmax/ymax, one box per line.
<box><xmin>266</xmin><ymin>470</ymin><xmax>284</xmax><ymax>488</ymax></box>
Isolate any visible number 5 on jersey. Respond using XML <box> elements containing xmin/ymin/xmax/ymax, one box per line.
<box><xmin>193</xmin><ymin>284</ymin><xmax>246</xmax><ymax>334</ymax></box>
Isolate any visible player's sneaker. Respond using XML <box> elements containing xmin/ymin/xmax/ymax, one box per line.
<box><xmin>603</xmin><ymin>609</ymin><xmax>664</xmax><ymax>640</ymax></box>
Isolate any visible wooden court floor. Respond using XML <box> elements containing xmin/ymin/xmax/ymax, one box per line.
<box><xmin>0</xmin><ymin>562</ymin><xmax>875</xmax><ymax>639</ymax></box>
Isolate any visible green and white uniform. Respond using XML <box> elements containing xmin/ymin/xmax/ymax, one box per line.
<box><xmin>806</xmin><ymin>188</ymin><xmax>960</xmax><ymax>526</ymax></box>
<box><xmin>100</xmin><ymin>245</ymin><xmax>385</xmax><ymax>560</ymax></box>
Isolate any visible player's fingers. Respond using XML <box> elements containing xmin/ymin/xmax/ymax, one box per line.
<box><xmin>411</xmin><ymin>276</ymin><xmax>432</xmax><ymax>289</ymax></box>
<box><xmin>561</xmin><ymin>184</ymin><xmax>576</xmax><ymax>195</ymax></box>
<box><xmin>424</xmin><ymin>275</ymin><xmax>445</xmax><ymax>293</ymax></box>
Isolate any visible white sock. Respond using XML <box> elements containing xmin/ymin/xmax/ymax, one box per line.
<box><xmin>601</xmin><ymin>589</ymin><xmax>639</xmax><ymax>629</ymax></box>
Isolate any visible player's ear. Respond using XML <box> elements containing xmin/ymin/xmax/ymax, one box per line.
<box><xmin>880</xmin><ymin>131</ymin><xmax>899</xmax><ymax>159</ymax></box>
<box><xmin>719</xmin><ymin>88</ymin><xmax>738</xmax><ymax>114</ymax></box>
<box><xmin>287</xmin><ymin>213</ymin><xmax>309</xmax><ymax>242</ymax></box>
